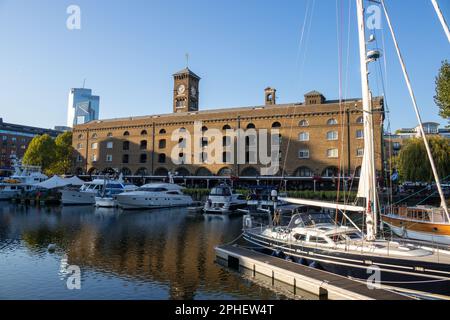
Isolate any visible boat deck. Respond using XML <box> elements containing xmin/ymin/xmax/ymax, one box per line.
<box><xmin>216</xmin><ymin>244</ymin><xmax>414</xmax><ymax>300</ymax></box>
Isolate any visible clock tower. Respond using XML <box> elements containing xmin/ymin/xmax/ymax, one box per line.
<box><xmin>173</xmin><ymin>68</ymin><xmax>200</xmax><ymax>113</ymax></box>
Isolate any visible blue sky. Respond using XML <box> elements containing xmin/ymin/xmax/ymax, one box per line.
<box><xmin>0</xmin><ymin>0</ymin><xmax>448</xmax><ymax>130</ymax></box>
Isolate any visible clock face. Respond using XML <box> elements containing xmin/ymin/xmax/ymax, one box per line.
<box><xmin>177</xmin><ymin>85</ymin><xmax>186</xmax><ymax>95</ymax></box>
<box><xmin>190</xmin><ymin>86</ymin><xmax>197</xmax><ymax>97</ymax></box>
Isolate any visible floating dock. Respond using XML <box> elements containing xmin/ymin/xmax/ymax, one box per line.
<box><xmin>215</xmin><ymin>244</ymin><xmax>414</xmax><ymax>300</ymax></box>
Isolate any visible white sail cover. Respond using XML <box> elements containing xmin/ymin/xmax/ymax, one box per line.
<box><xmin>357</xmin><ymin>151</ymin><xmax>369</xmax><ymax>199</ymax></box>
<box><xmin>279</xmin><ymin>197</ymin><xmax>365</xmax><ymax>212</ymax></box>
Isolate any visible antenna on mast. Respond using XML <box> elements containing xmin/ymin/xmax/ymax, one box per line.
<box><xmin>82</xmin><ymin>78</ymin><xmax>86</xmax><ymax>89</ymax></box>
<box><xmin>185</xmin><ymin>53</ymin><xmax>190</xmax><ymax>69</ymax></box>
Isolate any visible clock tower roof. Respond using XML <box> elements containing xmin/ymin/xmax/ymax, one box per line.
<box><xmin>173</xmin><ymin>68</ymin><xmax>201</xmax><ymax>80</ymax></box>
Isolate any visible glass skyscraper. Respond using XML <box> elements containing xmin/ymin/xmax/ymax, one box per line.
<box><xmin>67</xmin><ymin>88</ymin><xmax>100</xmax><ymax>127</ymax></box>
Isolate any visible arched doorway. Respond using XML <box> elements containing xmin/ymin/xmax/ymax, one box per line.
<box><xmin>294</xmin><ymin>166</ymin><xmax>313</xmax><ymax>177</ymax></box>
<box><xmin>217</xmin><ymin>167</ymin><xmax>233</xmax><ymax>176</ymax></box>
<box><xmin>322</xmin><ymin>166</ymin><xmax>339</xmax><ymax>178</ymax></box>
<box><xmin>154</xmin><ymin>167</ymin><xmax>169</xmax><ymax>176</ymax></box>
<box><xmin>240</xmin><ymin>167</ymin><xmax>259</xmax><ymax>177</ymax></box>
<box><xmin>135</xmin><ymin>167</ymin><xmax>148</xmax><ymax>176</ymax></box>
<box><xmin>102</xmin><ymin>167</ymin><xmax>116</xmax><ymax>175</ymax></box>
<box><xmin>88</xmin><ymin>167</ymin><xmax>99</xmax><ymax>176</ymax></box>
<box><xmin>121</xmin><ymin>167</ymin><xmax>132</xmax><ymax>176</ymax></box>
<box><xmin>175</xmin><ymin>167</ymin><xmax>190</xmax><ymax>176</ymax></box>
<box><xmin>195</xmin><ymin>167</ymin><xmax>213</xmax><ymax>176</ymax></box>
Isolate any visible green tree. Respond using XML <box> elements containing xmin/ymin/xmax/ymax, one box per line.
<box><xmin>23</xmin><ymin>134</ymin><xmax>57</xmax><ymax>174</ymax></box>
<box><xmin>49</xmin><ymin>132</ymin><xmax>74</xmax><ymax>175</ymax></box>
<box><xmin>397</xmin><ymin>136</ymin><xmax>450</xmax><ymax>182</ymax></box>
<box><xmin>435</xmin><ymin>60</ymin><xmax>450</xmax><ymax>119</ymax></box>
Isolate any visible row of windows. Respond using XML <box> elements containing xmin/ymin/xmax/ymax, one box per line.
<box><xmin>77</xmin><ymin>117</ymin><xmax>365</xmax><ymax>140</ymax></box>
<box><xmin>298</xmin><ymin>130</ymin><xmax>364</xmax><ymax>141</ymax></box>
<box><xmin>298</xmin><ymin>148</ymin><xmax>364</xmax><ymax>159</ymax></box>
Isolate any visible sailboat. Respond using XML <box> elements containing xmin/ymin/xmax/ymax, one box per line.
<box><xmin>243</xmin><ymin>0</ymin><xmax>450</xmax><ymax>299</ymax></box>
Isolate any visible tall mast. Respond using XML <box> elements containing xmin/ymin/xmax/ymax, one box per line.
<box><xmin>356</xmin><ymin>0</ymin><xmax>378</xmax><ymax>241</ymax></box>
<box><xmin>382</xmin><ymin>0</ymin><xmax>450</xmax><ymax>220</ymax></box>
<box><xmin>431</xmin><ymin>0</ymin><xmax>450</xmax><ymax>43</ymax></box>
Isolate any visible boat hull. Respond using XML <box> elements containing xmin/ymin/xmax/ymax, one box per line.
<box><xmin>61</xmin><ymin>190</ymin><xmax>96</xmax><ymax>206</ymax></box>
<box><xmin>382</xmin><ymin>215</ymin><xmax>450</xmax><ymax>245</ymax></box>
<box><xmin>116</xmin><ymin>194</ymin><xmax>193</xmax><ymax>210</ymax></box>
<box><xmin>204</xmin><ymin>202</ymin><xmax>247</xmax><ymax>215</ymax></box>
<box><xmin>95</xmin><ymin>197</ymin><xmax>117</xmax><ymax>208</ymax></box>
<box><xmin>244</xmin><ymin>231</ymin><xmax>450</xmax><ymax>298</ymax></box>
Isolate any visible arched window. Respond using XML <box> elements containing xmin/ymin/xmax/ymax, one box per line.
<box><xmin>140</xmin><ymin>140</ymin><xmax>147</xmax><ymax>150</ymax></box>
<box><xmin>322</xmin><ymin>167</ymin><xmax>339</xmax><ymax>177</ymax></box>
<box><xmin>78</xmin><ymin>134</ymin><xmax>84</xmax><ymax>139</ymax></box>
<box><xmin>272</xmin><ymin>121</ymin><xmax>281</xmax><ymax>128</ymax></box>
<box><xmin>246</xmin><ymin>123</ymin><xmax>256</xmax><ymax>129</ymax></box>
<box><xmin>295</xmin><ymin>167</ymin><xmax>313</xmax><ymax>177</ymax></box>
<box><xmin>356</xmin><ymin>116</ymin><xmax>364</xmax><ymax>124</ymax></box>
<box><xmin>222</xmin><ymin>124</ymin><xmax>232</xmax><ymax>130</ymax></box>
<box><xmin>107</xmin><ymin>132</ymin><xmax>113</xmax><ymax>138</ymax></box>
<box><xmin>299</xmin><ymin>120</ymin><xmax>309</xmax><ymax>127</ymax></box>
<box><xmin>159</xmin><ymin>129</ymin><xmax>166</xmax><ymax>134</ymax></box>
<box><xmin>159</xmin><ymin>139</ymin><xmax>166</xmax><ymax>149</ymax></box>
<box><xmin>121</xmin><ymin>167</ymin><xmax>132</xmax><ymax>176</ymax></box>
<box><xmin>327</xmin><ymin>118</ymin><xmax>338</xmax><ymax>125</ymax></box>
<box><xmin>91</xmin><ymin>133</ymin><xmax>98</xmax><ymax>139</ymax></box>
<box><xmin>179</xmin><ymin>127</ymin><xmax>187</xmax><ymax>132</ymax></box>
<box><xmin>123</xmin><ymin>131</ymin><xmax>130</xmax><ymax>136</ymax></box>
<box><xmin>135</xmin><ymin>168</ymin><xmax>148</xmax><ymax>176</ymax></box>
<box><xmin>141</xmin><ymin>130</ymin><xmax>148</xmax><ymax>136</ymax></box>
<box><xmin>201</xmin><ymin>126</ymin><xmax>208</xmax><ymax>132</ymax></box>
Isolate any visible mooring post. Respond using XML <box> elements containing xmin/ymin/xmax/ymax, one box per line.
<box><xmin>294</xmin><ymin>278</ymin><xmax>296</xmax><ymax>295</ymax></box>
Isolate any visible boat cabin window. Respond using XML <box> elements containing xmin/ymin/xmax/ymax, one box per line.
<box><xmin>293</xmin><ymin>234</ymin><xmax>307</xmax><ymax>241</ymax></box>
<box><xmin>210</xmin><ymin>187</ymin><xmax>231</xmax><ymax>196</ymax></box>
<box><xmin>308</xmin><ymin>236</ymin><xmax>328</xmax><ymax>244</ymax></box>
<box><xmin>346</xmin><ymin>233</ymin><xmax>363</xmax><ymax>240</ymax></box>
<box><xmin>166</xmin><ymin>191</ymin><xmax>181</xmax><ymax>195</ymax></box>
<box><xmin>105</xmin><ymin>184</ymin><xmax>123</xmax><ymax>189</ymax></box>
<box><xmin>138</xmin><ymin>187</ymin><xmax>168</xmax><ymax>192</ymax></box>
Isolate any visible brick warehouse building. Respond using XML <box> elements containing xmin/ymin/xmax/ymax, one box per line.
<box><xmin>72</xmin><ymin>68</ymin><xmax>384</xmax><ymax>186</ymax></box>
<box><xmin>0</xmin><ymin>118</ymin><xmax>61</xmax><ymax>175</ymax></box>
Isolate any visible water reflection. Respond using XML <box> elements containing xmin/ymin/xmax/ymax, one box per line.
<box><xmin>0</xmin><ymin>203</ymin><xmax>286</xmax><ymax>300</ymax></box>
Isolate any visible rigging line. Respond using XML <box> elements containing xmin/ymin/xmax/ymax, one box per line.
<box><xmin>295</xmin><ymin>0</ymin><xmax>312</xmax><ymax>69</ymax></box>
<box><xmin>281</xmin><ymin>0</ymin><xmax>316</xmax><ymax>187</ymax></box>
<box><xmin>431</xmin><ymin>0</ymin><xmax>450</xmax><ymax>43</ymax></box>
<box><xmin>381</xmin><ymin>0</ymin><xmax>450</xmax><ymax>221</ymax></box>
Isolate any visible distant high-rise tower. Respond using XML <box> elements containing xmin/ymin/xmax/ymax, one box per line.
<box><xmin>67</xmin><ymin>88</ymin><xmax>100</xmax><ymax>127</ymax></box>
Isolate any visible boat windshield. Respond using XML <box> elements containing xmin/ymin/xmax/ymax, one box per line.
<box><xmin>288</xmin><ymin>213</ymin><xmax>335</xmax><ymax>229</ymax></box>
<box><xmin>210</xmin><ymin>187</ymin><xmax>231</xmax><ymax>196</ymax></box>
<box><xmin>137</xmin><ymin>187</ymin><xmax>168</xmax><ymax>192</ymax></box>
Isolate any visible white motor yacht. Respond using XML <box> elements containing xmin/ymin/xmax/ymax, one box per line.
<box><xmin>116</xmin><ymin>183</ymin><xmax>193</xmax><ymax>210</ymax></box>
<box><xmin>203</xmin><ymin>184</ymin><xmax>247</xmax><ymax>215</ymax></box>
<box><xmin>62</xmin><ymin>179</ymin><xmax>136</xmax><ymax>206</ymax></box>
<box><xmin>0</xmin><ymin>159</ymin><xmax>48</xmax><ymax>200</ymax></box>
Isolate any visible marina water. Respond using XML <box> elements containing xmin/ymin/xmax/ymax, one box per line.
<box><xmin>0</xmin><ymin>203</ymin><xmax>302</xmax><ymax>300</ymax></box>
